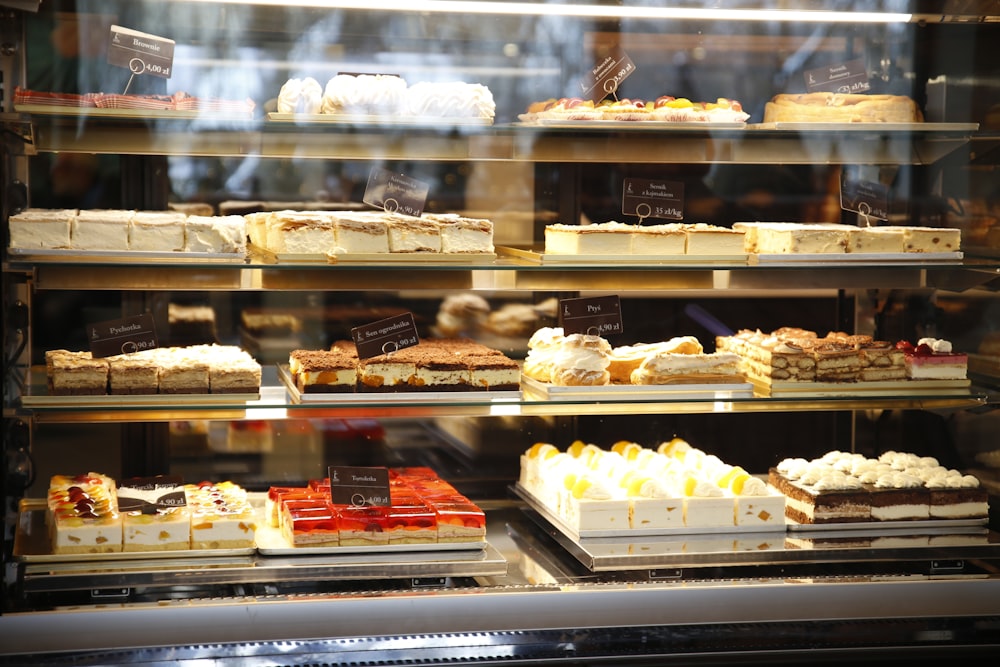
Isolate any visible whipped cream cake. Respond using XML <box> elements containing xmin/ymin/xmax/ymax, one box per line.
<box><xmin>7</xmin><ymin>208</ymin><xmax>75</xmax><ymax>250</ymax></box>
<box><xmin>771</xmin><ymin>450</ymin><xmax>987</xmax><ymax>524</ymax></box>
<box><xmin>520</xmin><ymin>439</ymin><xmax>785</xmax><ymax>534</ymax></box>
<box><xmin>129</xmin><ymin>211</ymin><xmax>186</xmax><ymax>252</ymax></box>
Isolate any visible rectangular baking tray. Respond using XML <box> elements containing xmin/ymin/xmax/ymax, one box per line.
<box><xmin>514</xmin><ymin>483</ymin><xmax>784</xmax><ymax>539</ymax></box>
<box><xmin>497</xmin><ymin>245</ymin><xmax>747</xmax><ymax>265</ymax></box>
<box><xmin>20</xmin><ymin>391</ymin><xmax>260</xmax><ymax>408</ymax></box>
<box><xmin>7</xmin><ymin>247</ymin><xmax>247</xmax><ymax>263</ymax></box>
<box><xmin>278</xmin><ymin>364</ymin><xmax>522</xmax><ymax>403</ymax></box>
<box><xmin>752</xmin><ymin>377</ymin><xmax>971</xmax><ymax>398</ymax></box>
<box><xmin>750</xmin><ymin>251</ymin><xmax>963</xmax><ymax>265</ymax></box>
<box><xmin>520</xmin><ymin>374</ymin><xmax>754</xmax><ymax>400</ymax></box>
<box><xmin>267</xmin><ymin>112</ymin><xmax>492</xmax><ymax>127</ymax></box>
<box><xmin>254</xmin><ymin>523</ymin><xmax>486</xmax><ymax>556</ymax></box>
<box><xmin>748</xmin><ymin>122</ymin><xmax>979</xmax><ymax>132</ymax></box>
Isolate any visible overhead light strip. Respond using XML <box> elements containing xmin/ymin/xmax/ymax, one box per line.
<box><xmin>188</xmin><ymin>0</ymin><xmax>913</xmax><ymax>24</ymax></box>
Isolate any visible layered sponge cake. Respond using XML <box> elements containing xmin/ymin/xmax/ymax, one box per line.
<box><xmin>770</xmin><ymin>450</ymin><xmax>988</xmax><ymax>524</ymax></box>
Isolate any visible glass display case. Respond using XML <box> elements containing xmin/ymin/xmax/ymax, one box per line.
<box><xmin>2</xmin><ymin>1</ymin><xmax>1000</xmax><ymax>663</ymax></box>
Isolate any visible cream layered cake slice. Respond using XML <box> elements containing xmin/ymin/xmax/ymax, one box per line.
<box><xmin>7</xmin><ymin>208</ymin><xmax>76</xmax><ymax>250</ymax></box>
<box><xmin>562</xmin><ymin>475</ymin><xmax>628</xmax><ymax>532</ymax></box>
<box><xmin>331</xmin><ymin>214</ymin><xmax>390</xmax><ymax>254</ymax></box>
<box><xmin>676</xmin><ymin>474</ymin><xmax>734</xmax><ymax>528</ymax></box>
<box><xmin>466</xmin><ymin>354</ymin><xmax>520</xmax><ymax>391</ymax></box>
<box><xmin>289</xmin><ymin>349</ymin><xmax>358</xmax><ymax>393</ymax></box>
<box><xmin>47</xmin><ymin>473</ymin><xmax>122</xmax><ymax>554</ymax></box>
<box><xmin>357</xmin><ymin>351</ymin><xmax>416</xmax><ymax>392</ymax></box>
<box><xmin>71</xmin><ymin>209</ymin><xmax>133</xmax><ymax>251</ymax></box>
<box><xmin>893</xmin><ymin>226</ymin><xmax>961</xmax><ymax>253</ymax></box>
<box><xmin>107</xmin><ymin>353</ymin><xmax>160</xmax><ymax>395</ymax></box>
<box><xmin>184</xmin><ymin>481</ymin><xmax>257</xmax><ymax>549</ymax></box>
<box><xmin>386</xmin><ymin>216</ymin><xmax>441</xmax><ymax>252</ymax></box>
<box><xmin>752</xmin><ymin>222</ymin><xmax>851</xmax><ymax>254</ymax></box>
<box><xmin>155</xmin><ymin>348</ymin><xmax>210</xmax><ymax>394</ymax></box>
<box><xmin>427</xmin><ymin>213</ymin><xmax>495</xmax><ymax>253</ymax></box>
<box><xmin>544</xmin><ymin>221</ymin><xmax>634</xmax><ymax>255</ymax></box>
<box><xmin>712</xmin><ymin>466</ymin><xmax>786</xmax><ymax>528</ymax></box>
<box><xmin>898</xmin><ymin>338</ymin><xmax>967</xmax><ymax>380</ymax></box>
<box><xmin>129</xmin><ymin>211</ymin><xmax>187</xmax><ymax>252</ymax></box>
<box><xmin>45</xmin><ymin>350</ymin><xmax>109</xmax><ymax>395</ymax></box>
<box><xmin>117</xmin><ymin>476</ymin><xmax>190</xmax><ymax>551</ymax></box>
<box><xmin>198</xmin><ymin>345</ymin><xmax>262</xmax><ymax>393</ymax></box>
<box><xmin>619</xmin><ymin>473</ymin><xmax>684</xmax><ymax>530</ymax></box>
<box><xmin>846</xmin><ymin>227</ymin><xmax>905</xmax><ymax>254</ymax></box>
<box><xmin>768</xmin><ymin>461</ymin><xmax>871</xmax><ymax>524</ymax></box>
<box><xmin>265</xmin><ymin>210</ymin><xmax>337</xmax><ymax>254</ymax></box>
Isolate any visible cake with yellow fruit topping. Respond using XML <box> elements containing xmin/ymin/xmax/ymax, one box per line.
<box><xmin>521</xmin><ymin>95</ymin><xmax>749</xmax><ymax>123</ymax></box>
<box><xmin>519</xmin><ymin>438</ymin><xmax>784</xmax><ymax>535</ymax></box>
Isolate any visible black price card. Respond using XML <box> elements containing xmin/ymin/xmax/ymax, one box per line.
<box><xmin>363</xmin><ymin>168</ymin><xmax>429</xmax><ymax>218</ymax></box>
<box><xmin>87</xmin><ymin>313</ymin><xmax>159</xmax><ymax>358</ymax></box>
<box><xmin>804</xmin><ymin>58</ymin><xmax>871</xmax><ymax>95</ymax></box>
<box><xmin>581</xmin><ymin>45</ymin><xmax>636</xmax><ymax>102</ymax></box>
<box><xmin>623</xmin><ymin>178</ymin><xmax>684</xmax><ymax>221</ymax></box>
<box><xmin>840</xmin><ymin>173</ymin><xmax>889</xmax><ymax>221</ymax></box>
<box><xmin>559</xmin><ymin>295</ymin><xmax>623</xmax><ymax>337</ymax></box>
<box><xmin>351</xmin><ymin>312</ymin><xmax>420</xmax><ymax>359</ymax></box>
<box><xmin>108</xmin><ymin>25</ymin><xmax>175</xmax><ymax>79</ymax></box>
<box><xmin>328</xmin><ymin>466</ymin><xmax>391</xmax><ymax>507</ymax></box>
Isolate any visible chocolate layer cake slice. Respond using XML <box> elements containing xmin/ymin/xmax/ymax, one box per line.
<box><xmin>769</xmin><ymin>468</ymin><xmax>870</xmax><ymax>524</ymax></box>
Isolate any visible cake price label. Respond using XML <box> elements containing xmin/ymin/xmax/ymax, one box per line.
<box><xmin>87</xmin><ymin>313</ymin><xmax>159</xmax><ymax>358</ymax></box>
<box><xmin>559</xmin><ymin>295</ymin><xmax>623</xmax><ymax>336</ymax></box>
<box><xmin>581</xmin><ymin>46</ymin><xmax>636</xmax><ymax>102</ymax></box>
<box><xmin>804</xmin><ymin>58</ymin><xmax>871</xmax><ymax>94</ymax></box>
<box><xmin>351</xmin><ymin>312</ymin><xmax>420</xmax><ymax>359</ymax></box>
<box><xmin>363</xmin><ymin>168</ymin><xmax>429</xmax><ymax>218</ymax></box>
<box><xmin>840</xmin><ymin>174</ymin><xmax>889</xmax><ymax>221</ymax></box>
<box><xmin>328</xmin><ymin>466</ymin><xmax>391</xmax><ymax>507</ymax></box>
<box><xmin>622</xmin><ymin>178</ymin><xmax>685</xmax><ymax>221</ymax></box>
<box><xmin>108</xmin><ymin>25</ymin><xmax>175</xmax><ymax>80</ymax></box>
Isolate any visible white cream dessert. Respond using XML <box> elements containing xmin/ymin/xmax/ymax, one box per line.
<box><xmin>631</xmin><ymin>224</ymin><xmax>686</xmax><ymax>255</ymax></box>
<box><xmin>129</xmin><ymin>211</ymin><xmax>186</xmax><ymax>252</ymax></box>
<box><xmin>544</xmin><ymin>221</ymin><xmax>634</xmax><ymax>255</ymax></box>
<box><xmin>277</xmin><ymin>77</ymin><xmax>323</xmax><ymax>114</ymax></box>
<box><xmin>630</xmin><ymin>351</ymin><xmax>743</xmax><ymax>385</ymax></box>
<box><xmin>184</xmin><ymin>215</ymin><xmax>247</xmax><ymax>254</ymax></box>
<box><xmin>7</xmin><ymin>208</ymin><xmax>76</xmax><ymax>250</ymax></box>
<box><xmin>404</xmin><ymin>81</ymin><xmax>496</xmax><ymax>120</ymax></box>
<box><xmin>683</xmin><ymin>223</ymin><xmax>746</xmax><ymax>255</ymax></box>
<box><xmin>331</xmin><ymin>214</ymin><xmax>390</xmax><ymax>254</ymax></box>
<box><xmin>72</xmin><ymin>209</ymin><xmax>133</xmax><ymax>251</ymax></box>
<box><xmin>522</xmin><ymin>326</ymin><xmax>566</xmax><ymax>383</ymax></box>
<box><xmin>895</xmin><ymin>226</ymin><xmax>962</xmax><ymax>253</ymax></box>
<box><xmin>321</xmin><ymin>74</ymin><xmax>408</xmax><ymax>115</ymax></box>
<box><xmin>386</xmin><ymin>216</ymin><xmax>441</xmax><ymax>252</ymax></box>
<box><xmin>549</xmin><ymin>333</ymin><xmax>612</xmax><ymax>386</ymax></box>
<box><xmin>520</xmin><ymin>439</ymin><xmax>785</xmax><ymax>534</ymax></box>
<box><xmin>847</xmin><ymin>227</ymin><xmax>905</xmax><ymax>253</ymax></box>
<box><xmin>427</xmin><ymin>213</ymin><xmax>495</xmax><ymax>253</ymax></box>
<box><xmin>752</xmin><ymin>222</ymin><xmax>851</xmax><ymax>254</ymax></box>
<box><xmin>265</xmin><ymin>210</ymin><xmax>337</xmax><ymax>254</ymax></box>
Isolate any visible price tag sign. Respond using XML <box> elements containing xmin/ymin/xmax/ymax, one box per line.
<box><xmin>116</xmin><ymin>476</ymin><xmax>186</xmax><ymax>514</ymax></box>
<box><xmin>559</xmin><ymin>295</ymin><xmax>623</xmax><ymax>337</ymax></box>
<box><xmin>87</xmin><ymin>313</ymin><xmax>159</xmax><ymax>358</ymax></box>
<box><xmin>363</xmin><ymin>168</ymin><xmax>429</xmax><ymax>218</ymax></box>
<box><xmin>108</xmin><ymin>25</ymin><xmax>175</xmax><ymax>79</ymax></box>
<box><xmin>840</xmin><ymin>173</ymin><xmax>889</xmax><ymax>221</ymax></box>
<box><xmin>328</xmin><ymin>466</ymin><xmax>391</xmax><ymax>507</ymax></box>
<box><xmin>804</xmin><ymin>58</ymin><xmax>871</xmax><ymax>95</ymax></box>
<box><xmin>623</xmin><ymin>178</ymin><xmax>684</xmax><ymax>221</ymax></box>
<box><xmin>581</xmin><ymin>46</ymin><xmax>636</xmax><ymax>102</ymax></box>
<box><xmin>351</xmin><ymin>312</ymin><xmax>420</xmax><ymax>359</ymax></box>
